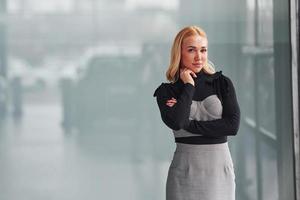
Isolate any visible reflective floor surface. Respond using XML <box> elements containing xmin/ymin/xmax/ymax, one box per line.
<box><xmin>0</xmin><ymin>89</ymin><xmax>169</xmax><ymax>200</ymax></box>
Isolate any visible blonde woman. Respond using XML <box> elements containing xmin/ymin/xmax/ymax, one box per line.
<box><xmin>153</xmin><ymin>26</ymin><xmax>240</xmax><ymax>200</ymax></box>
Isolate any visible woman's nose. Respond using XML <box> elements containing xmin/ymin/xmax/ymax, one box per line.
<box><xmin>195</xmin><ymin>52</ymin><xmax>201</xmax><ymax>60</ymax></box>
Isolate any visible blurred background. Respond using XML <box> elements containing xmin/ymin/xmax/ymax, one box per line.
<box><xmin>0</xmin><ymin>0</ymin><xmax>298</xmax><ymax>199</ymax></box>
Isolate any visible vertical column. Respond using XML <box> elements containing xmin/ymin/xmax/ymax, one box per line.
<box><xmin>290</xmin><ymin>0</ymin><xmax>300</xmax><ymax>199</ymax></box>
<box><xmin>273</xmin><ymin>0</ymin><xmax>296</xmax><ymax>199</ymax></box>
<box><xmin>253</xmin><ymin>2</ymin><xmax>263</xmax><ymax>200</ymax></box>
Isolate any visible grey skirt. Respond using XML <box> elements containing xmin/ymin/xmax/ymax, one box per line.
<box><xmin>166</xmin><ymin>142</ymin><xmax>235</xmax><ymax>200</ymax></box>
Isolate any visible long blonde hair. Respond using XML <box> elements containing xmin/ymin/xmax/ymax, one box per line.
<box><xmin>166</xmin><ymin>26</ymin><xmax>215</xmax><ymax>82</ymax></box>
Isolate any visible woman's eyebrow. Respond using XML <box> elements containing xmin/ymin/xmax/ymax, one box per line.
<box><xmin>186</xmin><ymin>46</ymin><xmax>197</xmax><ymax>48</ymax></box>
<box><xmin>186</xmin><ymin>46</ymin><xmax>207</xmax><ymax>49</ymax></box>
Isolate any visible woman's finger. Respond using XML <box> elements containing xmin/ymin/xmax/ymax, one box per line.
<box><xmin>167</xmin><ymin>99</ymin><xmax>177</xmax><ymax>103</ymax></box>
<box><xmin>166</xmin><ymin>101</ymin><xmax>176</xmax><ymax>106</ymax></box>
<box><xmin>190</xmin><ymin>71</ymin><xmax>197</xmax><ymax>78</ymax></box>
<box><xmin>167</xmin><ymin>98</ymin><xmax>177</xmax><ymax>101</ymax></box>
<box><xmin>166</xmin><ymin>102</ymin><xmax>176</xmax><ymax>106</ymax></box>
<box><xmin>166</xmin><ymin>103</ymin><xmax>175</xmax><ymax>107</ymax></box>
<box><xmin>185</xmin><ymin>69</ymin><xmax>197</xmax><ymax>78</ymax></box>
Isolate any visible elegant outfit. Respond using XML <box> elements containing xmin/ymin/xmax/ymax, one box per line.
<box><xmin>153</xmin><ymin>70</ymin><xmax>240</xmax><ymax>200</ymax></box>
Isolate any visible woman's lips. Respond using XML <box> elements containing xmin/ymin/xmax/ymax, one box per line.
<box><xmin>193</xmin><ymin>63</ymin><xmax>202</xmax><ymax>67</ymax></box>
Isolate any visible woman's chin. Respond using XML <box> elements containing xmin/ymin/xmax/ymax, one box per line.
<box><xmin>192</xmin><ymin>66</ymin><xmax>203</xmax><ymax>73</ymax></box>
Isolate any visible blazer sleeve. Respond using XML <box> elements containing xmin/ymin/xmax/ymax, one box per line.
<box><xmin>153</xmin><ymin>82</ymin><xmax>195</xmax><ymax>130</ymax></box>
<box><xmin>184</xmin><ymin>76</ymin><xmax>240</xmax><ymax>137</ymax></box>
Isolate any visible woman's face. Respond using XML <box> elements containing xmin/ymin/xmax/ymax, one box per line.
<box><xmin>180</xmin><ymin>34</ymin><xmax>208</xmax><ymax>73</ymax></box>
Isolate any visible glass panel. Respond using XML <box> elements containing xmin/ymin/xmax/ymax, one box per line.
<box><xmin>240</xmin><ymin>57</ymin><xmax>256</xmax><ymax>121</ymax></box>
<box><xmin>242</xmin><ymin>127</ymin><xmax>258</xmax><ymax>200</ymax></box>
<box><xmin>257</xmin><ymin>0</ymin><xmax>273</xmax><ymax>46</ymax></box>
<box><xmin>257</xmin><ymin>56</ymin><xmax>276</xmax><ymax>136</ymax></box>
<box><xmin>261</xmin><ymin>142</ymin><xmax>279</xmax><ymax>200</ymax></box>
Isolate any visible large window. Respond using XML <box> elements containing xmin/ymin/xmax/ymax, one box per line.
<box><xmin>0</xmin><ymin>0</ymin><xmax>296</xmax><ymax>199</ymax></box>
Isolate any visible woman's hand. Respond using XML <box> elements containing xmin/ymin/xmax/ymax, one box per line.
<box><xmin>180</xmin><ymin>68</ymin><xmax>197</xmax><ymax>86</ymax></box>
<box><xmin>166</xmin><ymin>97</ymin><xmax>177</xmax><ymax>107</ymax></box>
<box><xmin>165</xmin><ymin>68</ymin><xmax>196</xmax><ymax>107</ymax></box>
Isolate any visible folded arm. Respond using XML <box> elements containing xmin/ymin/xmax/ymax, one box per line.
<box><xmin>184</xmin><ymin>77</ymin><xmax>240</xmax><ymax>137</ymax></box>
<box><xmin>154</xmin><ymin>83</ymin><xmax>195</xmax><ymax>130</ymax></box>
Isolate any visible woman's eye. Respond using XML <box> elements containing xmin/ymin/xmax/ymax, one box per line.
<box><xmin>187</xmin><ymin>49</ymin><xmax>194</xmax><ymax>52</ymax></box>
